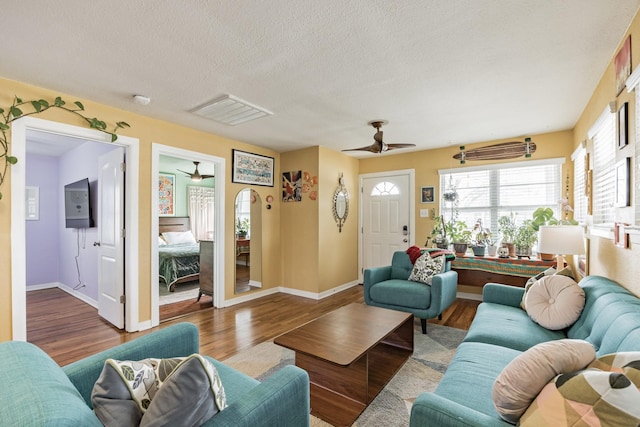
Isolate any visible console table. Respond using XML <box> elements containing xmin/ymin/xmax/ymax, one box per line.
<box><xmin>451</xmin><ymin>256</ymin><xmax>556</xmax><ymax>288</ymax></box>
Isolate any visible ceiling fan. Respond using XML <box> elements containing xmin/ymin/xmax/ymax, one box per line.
<box><xmin>342</xmin><ymin>120</ymin><xmax>416</xmax><ymax>154</ymax></box>
<box><xmin>178</xmin><ymin>161</ymin><xmax>215</xmax><ymax>182</ymax></box>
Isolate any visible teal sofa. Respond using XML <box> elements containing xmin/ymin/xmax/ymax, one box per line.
<box><xmin>364</xmin><ymin>250</ymin><xmax>458</xmax><ymax>334</ymax></box>
<box><xmin>0</xmin><ymin>322</ymin><xmax>310</xmax><ymax>427</ymax></box>
<box><xmin>410</xmin><ymin>275</ymin><xmax>640</xmax><ymax>426</ymax></box>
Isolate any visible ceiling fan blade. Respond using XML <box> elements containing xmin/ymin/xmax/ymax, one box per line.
<box><xmin>177</xmin><ymin>168</ymin><xmax>194</xmax><ymax>177</ymax></box>
<box><xmin>373</xmin><ymin>130</ymin><xmax>384</xmax><ymax>143</ymax></box>
<box><xmin>386</xmin><ymin>143</ymin><xmax>417</xmax><ymax>150</ymax></box>
<box><xmin>342</xmin><ymin>143</ymin><xmax>382</xmax><ymax>153</ymax></box>
<box><xmin>200</xmin><ymin>174</ymin><xmax>215</xmax><ymax>179</ymax></box>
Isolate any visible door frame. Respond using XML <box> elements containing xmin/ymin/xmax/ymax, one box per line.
<box><xmin>358</xmin><ymin>169</ymin><xmax>415</xmax><ymax>283</ymax></box>
<box><xmin>151</xmin><ymin>144</ymin><xmax>226</xmax><ymax>327</ymax></box>
<box><xmin>11</xmin><ymin>116</ymin><xmax>140</xmax><ymax>340</ymax></box>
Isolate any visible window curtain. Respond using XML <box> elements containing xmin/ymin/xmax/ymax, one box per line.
<box><xmin>188</xmin><ymin>186</ymin><xmax>214</xmax><ymax>241</ymax></box>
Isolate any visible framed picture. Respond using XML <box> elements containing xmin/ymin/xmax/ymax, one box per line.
<box><xmin>232</xmin><ymin>149</ymin><xmax>274</xmax><ymax>187</ymax></box>
<box><xmin>614</xmin><ymin>158</ymin><xmax>631</xmax><ymax>207</ymax></box>
<box><xmin>421</xmin><ymin>186</ymin><xmax>435</xmax><ymax>203</ymax></box>
<box><xmin>158</xmin><ymin>173</ymin><xmax>175</xmax><ymax>216</ymax></box>
<box><xmin>618</xmin><ymin>102</ymin><xmax>628</xmax><ymax>149</ymax></box>
<box><xmin>615</xmin><ymin>222</ymin><xmax>629</xmax><ymax>249</ymax></box>
<box><xmin>282</xmin><ymin>170</ymin><xmax>302</xmax><ymax>202</ymax></box>
<box><xmin>25</xmin><ymin>186</ymin><xmax>39</xmax><ymax>221</ymax></box>
<box><xmin>615</xmin><ymin>35</ymin><xmax>632</xmax><ymax>95</ymax></box>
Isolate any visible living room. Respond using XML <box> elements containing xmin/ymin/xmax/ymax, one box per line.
<box><xmin>2</xmin><ymin>2</ymin><xmax>640</xmax><ymax>425</ymax></box>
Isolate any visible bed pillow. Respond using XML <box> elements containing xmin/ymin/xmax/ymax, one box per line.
<box><xmin>408</xmin><ymin>254</ymin><xmax>445</xmax><ymax>285</ymax></box>
<box><xmin>158</xmin><ymin>236</ymin><xmax>167</xmax><ymax>246</ymax></box>
<box><xmin>492</xmin><ymin>339</ymin><xmax>595</xmax><ymax>424</ymax></box>
<box><xmin>92</xmin><ymin>355</ymin><xmax>226</xmax><ymax>427</ymax></box>
<box><xmin>519</xmin><ymin>369</ymin><xmax>640</xmax><ymax>426</ymax></box>
<box><xmin>524</xmin><ymin>275</ymin><xmax>584</xmax><ymax>330</ymax></box>
<box><xmin>162</xmin><ymin>231</ymin><xmax>196</xmax><ymax>245</ymax></box>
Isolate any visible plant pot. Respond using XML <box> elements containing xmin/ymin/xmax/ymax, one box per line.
<box><xmin>453</xmin><ymin>243</ymin><xmax>468</xmax><ymax>256</ymax></box>
<box><xmin>471</xmin><ymin>245</ymin><xmax>485</xmax><ymax>257</ymax></box>
<box><xmin>515</xmin><ymin>246</ymin><xmax>532</xmax><ymax>258</ymax></box>
<box><xmin>487</xmin><ymin>244</ymin><xmax>498</xmax><ymax>257</ymax></box>
<box><xmin>504</xmin><ymin>242</ymin><xmax>515</xmax><ymax>257</ymax></box>
<box><xmin>436</xmin><ymin>242</ymin><xmax>449</xmax><ymax>250</ymax></box>
<box><xmin>538</xmin><ymin>252</ymin><xmax>555</xmax><ymax>261</ymax></box>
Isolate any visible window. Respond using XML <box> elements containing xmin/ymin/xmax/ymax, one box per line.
<box><xmin>371</xmin><ymin>181</ymin><xmax>400</xmax><ymax>196</ymax></box>
<box><xmin>589</xmin><ymin>108</ymin><xmax>616</xmax><ymax>225</ymax></box>
<box><xmin>571</xmin><ymin>144</ymin><xmax>588</xmax><ymax>224</ymax></box>
<box><xmin>439</xmin><ymin>158</ymin><xmax>564</xmax><ymax>234</ymax></box>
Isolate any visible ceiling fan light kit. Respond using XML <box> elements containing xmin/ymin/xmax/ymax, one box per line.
<box><xmin>178</xmin><ymin>161</ymin><xmax>215</xmax><ymax>181</ymax></box>
<box><xmin>342</xmin><ymin>120</ymin><xmax>416</xmax><ymax>154</ymax></box>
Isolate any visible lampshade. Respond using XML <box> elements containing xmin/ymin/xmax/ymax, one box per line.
<box><xmin>537</xmin><ymin>225</ymin><xmax>585</xmax><ymax>255</ymax></box>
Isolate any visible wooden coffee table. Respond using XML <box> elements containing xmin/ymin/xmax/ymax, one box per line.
<box><xmin>274</xmin><ymin>303</ymin><xmax>414</xmax><ymax>426</ymax></box>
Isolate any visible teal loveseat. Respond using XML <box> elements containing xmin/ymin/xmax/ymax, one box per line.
<box><xmin>364</xmin><ymin>250</ymin><xmax>458</xmax><ymax>334</ymax></box>
<box><xmin>410</xmin><ymin>275</ymin><xmax>640</xmax><ymax>426</ymax></box>
<box><xmin>0</xmin><ymin>322</ymin><xmax>310</xmax><ymax>426</ymax></box>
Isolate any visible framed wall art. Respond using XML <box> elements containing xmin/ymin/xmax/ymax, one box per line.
<box><xmin>618</xmin><ymin>102</ymin><xmax>628</xmax><ymax>149</ymax></box>
<box><xmin>615</xmin><ymin>35</ymin><xmax>632</xmax><ymax>95</ymax></box>
<box><xmin>421</xmin><ymin>186</ymin><xmax>435</xmax><ymax>203</ymax></box>
<box><xmin>232</xmin><ymin>149</ymin><xmax>274</xmax><ymax>187</ymax></box>
<box><xmin>25</xmin><ymin>186</ymin><xmax>39</xmax><ymax>221</ymax></box>
<box><xmin>158</xmin><ymin>172</ymin><xmax>175</xmax><ymax>216</ymax></box>
<box><xmin>614</xmin><ymin>157</ymin><xmax>631</xmax><ymax>207</ymax></box>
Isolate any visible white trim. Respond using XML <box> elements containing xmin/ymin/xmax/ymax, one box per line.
<box><xmin>151</xmin><ymin>144</ymin><xmax>226</xmax><ymax>326</ymax></box>
<box><xmin>11</xmin><ymin>117</ymin><xmax>140</xmax><ymax>340</ymax></box>
<box><xmin>626</xmin><ymin>65</ymin><xmax>640</xmax><ymax>92</ymax></box>
<box><xmin>571</xmin><ymin>142</ymin><xmax>586</xmax><ymax>161</ymax></box>
<box><xmin>438</xmin><ymin>157</ymin><xmax>565</xmax><ymax>175</ymax></box>
<box><xmin>58</xmin><ymin>283</ymin><xmax>98</xmax><ymax>308</ymax></box>
<box><xmin>587</xmin><ymin>106</ymin><xmax>615</xmax><ymax>140</ymax></box>
<box><xmin>358</xmin><ymin>169</ymin><xmax>415</xmax><ymax>283</ymax></box>
<box><xmin>26</xmin><ymin>282</ymin><xmax>60</xmax><ymax>291</ymax></box>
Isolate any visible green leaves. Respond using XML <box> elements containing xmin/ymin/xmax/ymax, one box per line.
<box><xmin>74</xmin><ymin>101</ymin><xmax>84</xmax><ymax>111</ymax></box>
<box><xmin>9</xmin><ymin>106</ymin><xmax>22</xmax><ymax>118</ymax></box>
<box><xmin>7</xmin><ymin>156</ymin><xmax>17</xmax><ymax>165</ymax></box>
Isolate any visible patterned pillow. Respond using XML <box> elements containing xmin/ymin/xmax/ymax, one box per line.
<box><xmin>92</xmin><ymin>354</ymin><xmax>226</xmax><ymax>427</ymax></box>
<box><xmin>492</xmin><ymin>339</ymin><xmax>595</xmax><ymax>424</ymax></box>
<box><xmin>520</xmin><ymin>369</ymin><xmax>640</xmax><ymax>426</ymax></box>
<box><xmin>408</xmin><ymin>254</ymin><xmax>445</xmax><ymax>285</ymax></box>
<box><xmin>524</xmin><ymin>275</ymin><xmax>584</xmax><ymax>330</ymax></box>
<box><xmin>588</xmin><ymin>352</ymin><xmax>640</xmax><ymax>387</ymax></box>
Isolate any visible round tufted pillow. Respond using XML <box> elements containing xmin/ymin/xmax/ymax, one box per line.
<box><xmin>492</xmin><ymin>339</ymin><xmax>595</xmax><ymax>424</ymax></box>
<box><xmin>519</xmin><ymin>369</ymin><xmax>640</xmax><ymax>426</ymax></box>
<box><xmin>524</xmin><ymin>275</ymin><xmax>584</xmax><ymax>330</ymax></box>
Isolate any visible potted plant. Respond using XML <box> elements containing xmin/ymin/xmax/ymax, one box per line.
<box><xmin>470</xmin><ymin>218</ymin><xmax>492</xmax><ymax>257</ymax></box>
<box><xmin>235</xmin><ymin>217</ymin><xmax>250</xmax><ymax>239</ymax></box>
<box><xmin>514</xmin><ymin>220</ymin><xmax>537</xmax><ymax>258</ymax></box>
<box><xmin>428</xmin><ymin>215</ymin><xmax>450</xmax><ymax>249</ymax></box>
<box><xmin>531</xmin><ymin>207</ymin><xmax>578</xmax><ymax>260</ymax></box>
<box><xmin>498</xmin><ymin>213</ymin><xmax>518</xmax><ymax>257</ymax></box>
<box><xmin>447</xmin><ymin>220</ymin><xmax>472</xmax><ymax>255</ymax></box>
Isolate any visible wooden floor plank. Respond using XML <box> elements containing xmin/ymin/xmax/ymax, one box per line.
<box><xmin>26</xmin><ymin>286</ymin><xmax>479</xmax><ymax>366</ymax></box>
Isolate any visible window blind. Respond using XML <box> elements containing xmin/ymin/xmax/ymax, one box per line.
<box><xmin>571</xmin><ymin>144</ymin><xmax>587</xmax><ymax>224</ymax></box>
<box><xmin>590</xmin><ymin>110</ymin><xmax>616</xmax><ymax>225</ymax></box>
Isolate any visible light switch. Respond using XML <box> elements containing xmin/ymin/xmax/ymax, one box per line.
<box><xmin>420</xmin><ymin>209</ymin><xmax>429</xmax><ymax>218</ymax></box>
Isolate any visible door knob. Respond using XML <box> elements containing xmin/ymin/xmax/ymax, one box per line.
<box><xmin>403</xmin><ymin>238</ymin><xmax>408</xmax><ymax>243</ymax></box>
<box><xmin>93</xmin><ymin>242</ymin><xmax>101</xmax><ymax>247</ymax></box>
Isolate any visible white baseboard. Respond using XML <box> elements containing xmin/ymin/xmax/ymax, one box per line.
<box><xmin>58</xmin><ymin>283</ymin><xmax>99</xmax><ymax>308</ymax></box>
<box><xmin>457</xmin><ymin>291</ymin><xmax>482</xmax><ymax>301</ymax></box>
<box><xmin>249</xmin><ymin>280</ymin><xmax>262</xmax><ymax>288</ymax></box>
<box><xmin>26</xmin><ymin>282</ymin><xmax>59</xmax><ymax>291</ymax></box>
<box><xmin>279</xmin><ymin>281</ymin><xmax>360</xmax><ymax>300</ymax></box>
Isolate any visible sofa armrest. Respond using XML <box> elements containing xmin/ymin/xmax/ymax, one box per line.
<box><xmin>482</xmin><ymin>283</ymin><xmax>525</xmax><ymax>307</ymax></box>
<box><xmin>207</xmin><ymin>365</ymin><xmax>310</xmax><ymax>427</ymax></box>
<box><xmin>363</xmin><ymin>265</ymin><xmax>392</xmax><ymax>303</ymax></box>
<box><xmin>411</xmin><ymin>392</ymin><xmax>510</xmax><ymax>427</ymax></box>
<box><xmin>430</xmin><ymin>270</ymin><xmax>458</xmax><ymax>315</ymax></box>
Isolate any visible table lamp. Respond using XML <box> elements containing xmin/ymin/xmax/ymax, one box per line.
<box><xmin>537</xmin><ymin>225</ymin><xmax>585</xmax><ymax>270</ymax></box>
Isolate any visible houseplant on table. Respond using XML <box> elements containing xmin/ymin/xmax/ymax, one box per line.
<box><xmin>447</xmin><ymin>220</ymin><xmax>472</xmax><ymax>256</ymax></box>
<box><xmin>514</xmin><ymin>219</ymin><xmax>537</xmax><ymax>258</ymax></box>
<box><xmin>498</xmin><ymin>213</ymin><xmax>518</xmax><ymax>257</ymax></box>
<box><xmin>235</xmin><ymin>217</ymin><xmax>249</xmax><ymax>239</ymax></box>
<box><xmin>470</xmin><ymin>218</ymin><xmax>493</xmax><ymax>257</ymax></box>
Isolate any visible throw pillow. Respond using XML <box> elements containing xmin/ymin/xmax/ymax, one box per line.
<box><xmin>408</xmin><ymin>254</ymin><xmax>445</xmax><ymax>285</ymax></box>
<box><xmin>524</xmin><ymin>275</ymin><xmax>584</xmax><ymax>330</ymax></box>
<box><xmin>588</xmin><ymin>352</ymin><xmax>640</xmax><ymax>387</ymax></box>
<box><xmin>520</xmin><ymin>266</ymin><xmax>576</xmax><ymax>310</ymax></box>
<box><xmin>519</xmin><ymin>369</ymin><xmax>640</xmax><ymax>426</ymax></box>
<box><xmin>162</xmin><ymin>231</ymin><xmax>196</xmax><ymax>245</ymax></box>
<box><xmin>492</xmin><ymin>339</ymin><xmax>595</xmax><ymax>424</ymax></box>
<box><xmin>92</xmin><ymin>355</ymin><xmax>226</xmax><ymax>427</ymax></box>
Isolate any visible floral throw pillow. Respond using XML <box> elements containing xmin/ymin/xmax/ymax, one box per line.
<box><xmin>408</xmin><ymin>254</ymin><xmax>445</xmax><ymax>285</ymax></box>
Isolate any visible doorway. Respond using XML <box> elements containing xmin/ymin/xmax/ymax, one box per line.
<box><xmin>359</xmin><ymin>169</ymin><xmax>415</xmax><ymax>282</ymax></box>
<box><xmin>11</xmin><ymin>117</ymin><xmax>140</xmax><ymax>340</ymax></box>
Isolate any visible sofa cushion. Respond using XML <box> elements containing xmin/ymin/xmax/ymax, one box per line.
<box><xmin>492</xmin><ymin>339</ymin><xmax>595</xmax><ymax>424</ymax></box>
<box><xmin>525</xmin><ymin>275</ymin><xmax>584</xmax><ymax>330</ymax></box>
<box><xmin>588</xmin><ymin>352</ymin><xmax>640</xmax><ymax>384</ymax></box>
<box><xmin>92</xmin><ymin>355</ymin><xmax>227</xmax><ymax>427</ymax></box>
<box><xmin>408</xmin><ymin>254</ymin><xmax>445</xmax><ymax>285</ymax></box>
<box><xmin>0</xmin><ymin>341</ymin><xmax>101</xmax><ymax>427</ymax></box>
<box><xmin>520</xmin><ymin>369</ymin><xmax>640</xmax><ymax>426</ymax></box>
<box><xmin>369</xmin><ymin>279</ymin><xmax>431</xmax><ymax>309</ymax></box>
<box><xmin>463</xmin><ymin>302</ymin><xmax>566</xmax><ymax>351</ymax></box>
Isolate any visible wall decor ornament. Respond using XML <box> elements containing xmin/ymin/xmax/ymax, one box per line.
<box><xmin>421</xmin><ymin>186</ymin><xmax>435</xmax><ymax>203</ymax></box>
<box><xmin>158</xmin><ymin>173</ymin><xmax>175</xmax><ymax>216</ymax></box>
<box><xmin>615</xmin><ymin>35</ymin><xmax>632</xmax><ymax>95</ymax></box>
<box><xmin>615</xmin><ymin>157</ymin><xmax>631</xmax><ymax>207</ymax></box>
<box><xmin>332</xmin><ymin>174</ymin><xmax>349</xmax><ymax>232</ymax></box>
<box><xmin>232</xmin><ymin>149</ymin><xmax>274</xmax><ymax>187</ymax></box>
<box><xmin>618</xmin><ymin>102</ymin><xmax>628</xmax><ymax>149</ymax></box>
<box><xmin>453</xmin><ymin>140</ymin><xmax>536</xmax><ymax>163</ymax></box>
<box><xmin>282</xmin><ymin>170</ymin><xmax>302</xmax><ymax>202</ymax></box>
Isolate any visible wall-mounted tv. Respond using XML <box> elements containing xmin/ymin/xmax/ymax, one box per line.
<box><xmin>64</xmin><ymin>178</ymin><xmax>94</xmax><ymax>228</ymax></box>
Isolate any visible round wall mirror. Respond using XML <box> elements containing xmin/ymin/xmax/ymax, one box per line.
<box><xmin>332</xmin><ymin>175</ymin><xmax>349</xmax><ymax>232</ymax></box>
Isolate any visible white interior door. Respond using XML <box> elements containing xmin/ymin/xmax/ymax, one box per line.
<box><xmin>97</xmin><ymin>147</ymin><xmax>125</xmax><ymax>328</ymax></box>
<box><xmin>361</xmin><ymin>172</ymin><xmax>412</xmax><ymax>274</ymax></box>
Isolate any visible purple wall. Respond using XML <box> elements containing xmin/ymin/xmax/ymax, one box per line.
<box><xmin>26</xmin><ymin>140</ymin><xmax>119</xmax><ymax>303</ymax></box>
<box><xmin>26</xmin><ymin>154</ymin><xmax>60</xmax><ymax>286</ymax></box>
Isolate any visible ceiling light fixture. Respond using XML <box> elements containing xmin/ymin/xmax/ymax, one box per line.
<box><xmin>191</xmin><ymin>94</ymin><xmax>273</xmax><ymax>126</ymax></box>
<box><xmin>132</xmin><ymin>95</ymin><xmax>151</xmax><ymax>105</ymax></box>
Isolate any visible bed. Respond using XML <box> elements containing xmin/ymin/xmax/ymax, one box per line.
<box><xmin>159</xmin><ymin>217</ymin><xmax>200</xmax><ymax>292</ymax></box>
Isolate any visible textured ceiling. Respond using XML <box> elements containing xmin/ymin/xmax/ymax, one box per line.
<box><xmin>3</xmin><ymin>1</ymin><xmax>639</xmax><ymax>157</ymax></box>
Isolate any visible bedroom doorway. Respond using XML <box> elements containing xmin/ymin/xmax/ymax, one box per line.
<box><xmin>151</xmin><ymin>144</ymin><xmax>226</xmax><ymax>327</ymax></box>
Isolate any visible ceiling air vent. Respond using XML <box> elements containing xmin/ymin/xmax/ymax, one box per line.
<box><xmin>191</xmin><ymin>94</ymin><xmax>273</xmax><ymax>125</ymax></box>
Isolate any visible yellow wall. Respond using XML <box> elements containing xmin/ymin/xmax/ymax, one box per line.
<box><xmin>359</xmin><ymin>131</ymin><xmax>575</xmax><ymax>247</ymax></box>
<box><xmin>572</xmin><ymin>9</ymin><xmax>640</xmax><ymax>296</ymax></box>
<box><xmin>0</xmin><ymin>77</ymin><xmax>283</xmax><ymax>340</ymax></box>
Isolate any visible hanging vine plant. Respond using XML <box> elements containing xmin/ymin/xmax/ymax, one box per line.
<box><xmin>0</xmin><ymin>95</ymin><xmax>130</xmax><ymax>199</ymax></box>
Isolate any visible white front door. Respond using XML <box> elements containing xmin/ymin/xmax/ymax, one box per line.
<box><xmin>361</xmin><ymin>171</ymin><xmax>413</xmax><ymax>276</ymax></box>
<box><xmin>97</xmin><ymin>147</ymin><xmax>125</xmax><ymax>328</ymax></box>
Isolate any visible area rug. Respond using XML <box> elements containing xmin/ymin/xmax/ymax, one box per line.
<box><xmin>158</xmin><ymin>280</ymin><xmax>200</xmax><ymax>305</ymax></box>
<box><xmin>222</xmin><ymin>322</ymin><xmax>467</xmax><ymax>426</ymax></box>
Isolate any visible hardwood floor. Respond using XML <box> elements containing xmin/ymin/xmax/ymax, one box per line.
<box><xmin>27</xmin><ymin>286</ymin><xmax>479</xmax><ymax>366</ymax></box>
